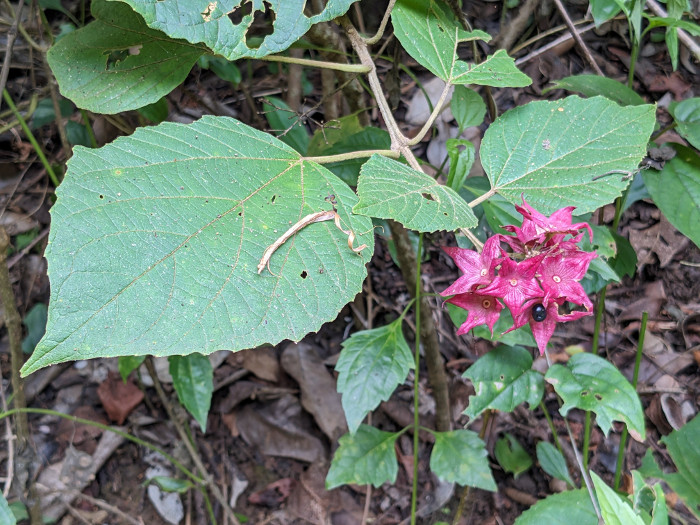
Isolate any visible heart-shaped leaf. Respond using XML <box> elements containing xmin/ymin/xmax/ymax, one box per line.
<box><xmin>481</xmin><ymin>96</ymin><xmax>656</xmax><ymax>214</ymax></box>
<box><xmin>47</xmin><ymin>0</ymin><xmax>206</xmax><ymax>113</ymax></box>
<box><xmin>119</xmin><ymin>0</ymin><xmax>357</xmax><ymax>60</ymax></box>
<box><xmin>545</xmin><ymin>353</ymin><xmax>645</xmax><ymax>440</ymax></box>
<box><xmin>354</xmin><ymin>154</ymin><xmax>477</xmax><ymax>232</ymax></box>
<box><xmin>22</xmin><ymin>116</ymin><xmax>373</xmax><ymax>375</ymax></box>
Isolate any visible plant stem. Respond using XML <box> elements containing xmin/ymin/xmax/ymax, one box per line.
<box><xmin>260</xmin><ymin>54</ymin><xmax>370</xmax><ymax>73</ymax></box>
<box><xmin>0</xmin><ymin>228</ymin><xmax>43</xmax><ymax>524</ymax></box>
<box><xmin>304</xmin><ymin>149</ymin><xmax>399</xmax><ymax>164</ymax></box>
<box><xmin>363</xmin><ymin>0</ymin><xmax>397</xmax><ymax>45</ymax></box>
<box><xmin>583</xmin><ymin>410</ymin><xmax>592</xmax><ymax>469</ymax></box>
<box><xmin>410</xmin><ymin>232</ymin><xmax>423</xmax><ymax>525</ymax></box>
<box><xmin>2</xmin><ymin>89</ymin><xmax>60</xmax><ymax>186</ymax></box>
<box><xmin>614</xmin><ymin>311</ymin><xmax>648</xmax><ymax>490</ymax></box>
<box><xmin>539</xmin><ymin>400</ymin><xmax>565</xmax><ymax>459</ymax></box>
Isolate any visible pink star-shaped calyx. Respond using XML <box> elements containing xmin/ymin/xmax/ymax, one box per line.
<box><xmin>441</xmin><ymin>236</ymin><xmax>502</xmax><ymax>296</ymax></box>
<box><xmin>516</xmin><ymin>196</ymin><xmax>593</xmax><ymax>243</ymax></box>
<box><xmin>478</xmin><ymin>255</ymin><xmax>543</xmax><ymax>316</ymax></box>
<box><xmin>447</xmin><ymin>292</ymin><xmax>504</xmax><ymax>336</ymax></box>
<box><xmin>537</xmin><ymin>250</ymin><xmax>597</xmax><ymax>309</ymax></box>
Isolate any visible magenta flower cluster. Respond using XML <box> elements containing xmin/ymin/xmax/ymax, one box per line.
<box><xmin>442</xmin><ymin>198</ymin><xmax>597</xmax><ymax>355</ymax></box>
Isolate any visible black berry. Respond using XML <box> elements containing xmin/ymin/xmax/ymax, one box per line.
<box><xmin>532</xmin><ymin>303</ymin><xmax>547</xmax><ymax>322</ymax></box>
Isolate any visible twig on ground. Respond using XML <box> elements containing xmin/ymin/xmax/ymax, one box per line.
<box><xmin>515</xmin><ymin>23</ymin><xmax>597</xmax><ymax>66</ymax></box>
<box><xmin>552</xmin><ymin>0</ymin><xmax>604</xmax><ymax>75</ymax></box>
<box><xmin>492</xmin><ymin>0</ymin><xmax>540</xmax><ymax>52</ymax></box>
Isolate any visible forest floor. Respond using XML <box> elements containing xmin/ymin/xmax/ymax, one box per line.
<box><xmin>1</xmin><ymin>1</ymin><xmax>699</xmax><ymax>524</ymax></box>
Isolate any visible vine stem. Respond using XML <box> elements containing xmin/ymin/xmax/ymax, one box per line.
<box><xmin>304</xmin><ymin>149</ymin><xmax>399</xmax><ymax>164</ymax></box>
<box><xmin>260</xmin><ymin>54</ymin><xmax>370</xmax><ymax>73</ymax></box>
<box><xmin>410</xmin><ymin>233</ymin><xmax>423</xmax><ymax>525</ymax></box>
<box><xmin>362</xmin><ymin>0</ymin><xmax>397</xmax><ymax>45</ymax></box>
<box><xmin>614</xmin><ymin>311</ymin><xmax>648</xmax><ymax>490</ymax></box>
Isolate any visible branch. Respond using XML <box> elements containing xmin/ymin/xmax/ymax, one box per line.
<box><xmin>363</xmin><ymin>0</ymin><xmax>397</xmax><ymax>45</ymax></box>
<box><xmin>304</xmin><ymin>149</ymin><xmax>399</xmax><ymax>164</ymax></box>
<box><xmin>260</xmin><ymin>54</ymin><xmax>370</xmax><ymax>73</ymax></box>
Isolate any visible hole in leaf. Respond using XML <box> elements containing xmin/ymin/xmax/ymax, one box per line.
<box><xmin>300</xmin><ymin>271</ymin><xmax>308</xmax><ymax>279</ymax></box>
<box><xmin>244</xmin><ymin>1</ymin><xmax>276</xmax><ymax>48</ymax></box>
<box><xmin>201</xmin><ymin>1</ymin><xmax>216</xmax><ymax>22</ymax></box>
<box><xmin>228</xmin><ymin>0</ymin><xmax>252</xmax><ymax>25</ymax></box>
<box><xmin>581</xmin><ymin>390</ymin><xmax>589</xmax><ymax>397</ymax></box>
<box><xmin>422</xmin><ymin>193</ymin><xmax>435</xmax><ymax>201</ymax></box>
<box><xmin>99</xmin><ymin>195</ymin><xmax>104</xmax><ymax>199</ymax></box>
<box><xmin>499</xmin><ymin>374</ymin><xmax>505</xmax><ymax>381</ymax></box>
<box><xmin>270</xmin><ymin>194</ymin><xmax>277</xmax><ymax>204</ymax></box>
<box><xmin>594</xmin><ymin>393</ymin><xmax>603</xmax><ymax>401</ymax></box>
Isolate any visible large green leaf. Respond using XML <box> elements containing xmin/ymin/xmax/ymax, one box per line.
<box><xmin>118</xmin><ymin>0</ymin><xmax>357</xmax><ymax>60</ymax></box>
<box><xmin>392</xmin><ymin>0</ymin><xmax>531</xmax><ymax>87</ymax></box>
<box><xmin>463</xmin><ymin>345</ymin><xmax>544</xmax><ymax>419</ymax></box>
<box><xmin>336</xmin><ymin>318</ymin><xmax>414</xmax><ymax>434</ymax></box>
<box><xmin>430</xmin><ymin>429</ymin><xmax>496</xmax><ymax>490</ymax></box>
<box><xmin>21</xmin><ymin>116</ymin><xmax>373</xmax><ymax>375</ymax></box>
<box><xmin>591</xmin><ymin>472</ymin><xmax>646</xmax><ymax>525</ymax></box>
<box><xmin>643</xmin><ymin>145</ymin><xmax>700</xmax><ymax>249</ymax></box>
<box><xmin>659</xmin><ymin>414</ymin><xmax>700</xmax><ymax>518</ymax></box>
<box><xmin>544</xmin><ymin>74</ymin><xmax>645</xmax><ymax>106</ymax></box>
<box><xmin>0</xmin><ymin>493</ymin><xmax>15</xmax><ymax>525</ymax></box>
<box><xmin>354</xmin><ymin>154</ymin><xmax>477</xmax><ymax>232</ymax></box>
<box><xmin>669</xmin><ymin>98</ymin><xmax>700</xmax><ymax>149</ymax></box>
<box><xmin>170</xmin><ymin>353</ymin><xmax>213</xmax><ymax>431</ymax></box>
<box><xmin>494</xmin><ymin>433</ymin><xmax>533</xmax><ymax>479</ymax></box>
<box><xmin>545</xmin><ymin>353</ymin><xmax>645</xmax><ymax>441</ymax></box>
<box><xmin>514</xmin><ymin>489</ymin><xmax>597</xmax><ymax>525</ymax></box>
<box><xmin>481</xmin><ymin>96</ymin><xmax>656</xmax><ymax>214</ymax></box>
<box><xmin>48</xmin><ymin>0</ymin><xmax>206</xmax><ymax>113</ymax></box>
<box><xmin>326</xmin><ymin>425</ymin><xmax>399</xmax><ymax>488</ymax></box>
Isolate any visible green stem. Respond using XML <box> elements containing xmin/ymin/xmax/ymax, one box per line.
<box><xmin>410</xmin><ymin>232</ymin><xmax>423</xmax><ymax>525</ymax></box>
<box><xmin>304</xmin><ymin>149</ymin><xmax>399</xmax><ymax>164</ymax></box>
<box><xmin>260</xmin><ymin>54</ymin><xmax>370</xmax><ymax>73</ymax></box>
<box><xmin>583</xmin><ymin>410</ymin><xmax>592</xmax><ymax>469</ymax></box>
<box><xmin>539</xmin><ymin>400</ymin><xmax>565</xmax><ymax>461</ymax></box>
<box><xmin>627</xmin><ymin>39</ymin><xmax>639</xmax><ymax>88</ymax></box>
<box><xmin>614</xmin><ymin>311</ymin><xmax>648</xmax><ymax>490</ymax></box>
<box><xmin>0</xmin><ymin>407</ymin><xmax>202</xmax><ymax>483</ymax></box>
<box><xmin>3</xmin><ymin>89</ymin><xmax>60</xmax><ymax>186</ymax></box>
<box><xmin>81</xmin><ymin>109</ymin><xmax>98</xmax><ymax>148</ymax></box>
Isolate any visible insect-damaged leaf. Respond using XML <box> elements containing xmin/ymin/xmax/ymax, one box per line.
<box><xmin>22</xmin><ymin>116</ymin><xmax>373</xmax><ymax>375</ymax></box>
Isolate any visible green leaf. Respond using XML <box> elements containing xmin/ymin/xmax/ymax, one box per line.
<box><xmin>481</xmin><ymin>96</ymin><xmax>656</xmax><ymax>214</ymax></box>
<box><xmin>445</xmin><ymin>139</ymin><xmax>476</xmax><ymax>192</ymax></box>
<box><xmin>137</xmin><ymin>97</ymin><xmax>169</xmax><ymax>124</ymax></box>
<box><xmin>21</xmin><ymin>116</ymin><xmax>373</xmax><ymax>375</ymax></box>
<box><xmin>262</xmin><ymin>96</ymin><xmax>310</xmax><ymax>155</ymax></box>
<box><xmin>536</xmin><ymin>441</ymin><xmax>574</xmax><ymax>487</ymax></box>
<box><xmin>31</xmin><ymin>97</ymin><xmax>74</xmax><ymax>128</ymax></box>
<box><xmin>581</xmin><ymin>256</ymin><xmax>620</xmax><ymax>294</ymax></box>
<box><xmin>312</xmin><ymin>127</ymin><xmax>391</xmax><ymax>186</ymax></box>
<box><xmin>66</xmin><ymin>120</ymin><xmax>92</xmax><ymax>147</ymax></box>
<box><xmin>669</xmin><ymin>98</ymin><xmax>700</xmax><ymax>150</ymax></box>
<box><xmin>610</xmin><ymin>231</ymin><xmax>637</xmax><ymax>279</ymax></box>
<box><xmin>118</xmin><ymin>355</ymin><xmax>145</xmax><ymax>382</ymax></box>
<box><xmin>170</xmin><ymin>353</ymin><xmax>213</xmax><ymax>431</ymax></box>
<box><xmin>47</xmin><ymin>0</ymin><xmax>206</xmax><ymax>114</ymax></box>
<box><xmin>591</xmin><ymin>471</ymin><xmax>646</xmax><ymax>525</ymax></box>
<box><xmin>354</xmin><ymin>154</ymin><xmax>477</xmax><ymax>232</ymax></box>
<box><xmin>446</xmin><ymin>303</ymin><xmax>537</xmax><ymax>347</ymax></box>
<box><xmin>545</xmin><ymin>353</ymin><xmax>645</xmax><ymax>440</ymax></box>
<box><xmin>642</xmin><ymin>144</ymin><xmax>700</xmax><ymax>249</ymax></box>
<box><xmin>658</xmin><ymin>414</ymin><xmax>700</xmax><ymax>518</ymax></box>
<box><xmin>336</xmin><ymin>318</ymin><xmax>414</xmax><ymax>434</ymax></box>
<box><xmin>494</xmin><ymin>433</ymin><xmax>532</xmax><ymax>478</ymax></box>
<box><xmin>514</xmin><ymin>489</ymin><xmax>597</xmax><ymax>524</ymax></box>
<box><xmin>326</xmin><ymin>425</ymin><xmax>399</xmax><ymax>489</ymax></box>
<box><xmin>198</xmin><ymin>55</ymin><xmax>242</xmax><ymax>84</ymax></box>
<box><xmin>589</xmin><ymin>0</ymin><xmax>623</xmax><ymax>26</ymax></box>
<box><xmin>451</xmin><ymin>86</ymin><xmax>487</xmax><ymax>132</ymax></box>
<box><xmin>148</xmin><ymin>476</ymin><xmax>194</xmax><ymax>493</ymax></box>
<box><xmin>0</xmin><ymin>493</ymin><xmax>16</xmax><ymax>525</ymax></box>
<box><xmin>307</xmin><ymin>115</ymin><xmax>364</xmax><ymax>156</ymax></box>
<box><xmin>22</xmin><ymin>303</ymin><xmax>47</xmax><ymax>354</ymax></box>
<box><xmin>392</xmin><ymin>0</ymin><xmax>530</xmax><ymax>87</ymax></box>
<box><xmin>119</xmin><ymin>0</ymin><xmax>357</xmax><ymax>60</ymax></box>
<box><xmin>544</xmin><ymin>75</ymin><xmax>645</xmax><ymax>106</ymax></box>
<box><xmin>463</xmin><ymin>345</ymin><xmax>544</xmax><ymax>419</ymax></box>
<box><xmin>430</xmin><ymin>429</ymin><xmax>497</xmax><ymax>490</ymax></box>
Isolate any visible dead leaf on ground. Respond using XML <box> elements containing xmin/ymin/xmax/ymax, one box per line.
<box><xmin>97</xmin><ymin>371</ymin><xmax>144</xmax><ymax>425</ymax></box>
<box><xmin>241</xmin><ymin>346</ymin><xmax>281</xmax><ymax>382</ymax></box>
<box><xmin>236</xmin><ymin>394</ymin><xmax>326</xmax><ymax>463</ymax></box>
<box><xmin>248</xmin><ymin>478</ymin><xmax>295</xmax><ymax>508</ymax></box>
<box><xmin>618</xmin><ymin>281</ymin><xmax>666</xmax><ymax>322</ymax></box>
<box><xmin>281</xmin><ymin>342</ymin><xmax>348</xmax><ymax>441</ymax></box>
<box><xmin>629</xmin><ymin>215</ymin><xmax>689</xmax><ymax>270</ymax></box>
<box><xmin>637</xmin><ymin>333</ymin><xmax>694</xmax><ymax>385</ymax></box>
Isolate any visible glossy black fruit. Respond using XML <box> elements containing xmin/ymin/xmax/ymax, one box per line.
<box><xmin>532</xmin><ymin>303</ymin><xmax>547</xmax><ymax>322</ymax></box>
